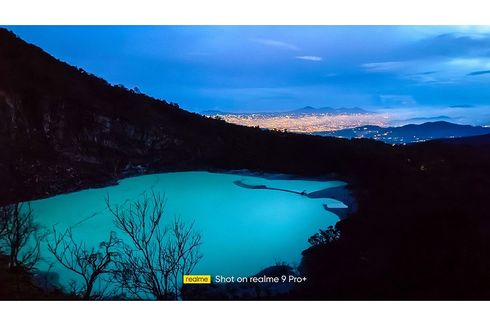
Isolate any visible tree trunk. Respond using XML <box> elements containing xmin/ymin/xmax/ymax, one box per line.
<box><xmin>83</xmin><ymin>281</ymin><xmax>94</xmax><ymax>300</ymax></box>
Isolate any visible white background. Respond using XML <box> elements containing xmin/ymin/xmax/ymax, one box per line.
<box><xmin>0</xmin><ymin>0</ymin><xmax>489</xmax><ymax>24</ymax></box>
<box><xmin>2</xmin><ymin>0</ymin><xmax>490</xmax><ymax>324</ymax></box>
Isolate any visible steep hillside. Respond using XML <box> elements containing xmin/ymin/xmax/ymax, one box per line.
<box><xmin>0</xmin><ymin>28</ymin><xmax>396</xmax><ymax>205</ymax></box>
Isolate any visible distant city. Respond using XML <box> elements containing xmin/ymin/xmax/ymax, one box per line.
<box><xmin>316</xmin><ymin>121</ymin><xmax>490</xmax><ymax>144</ymax></box>
<box><xmin>203</xmin><ymin>106</ymin><xmax>388</xmax><ymax>133</ymax></box>
<box><xmin>203</xmin><ymin>106</ymin><xmax>490</xmax><ymax>144</ymax></box>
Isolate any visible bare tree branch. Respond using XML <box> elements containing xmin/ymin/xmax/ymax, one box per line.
<box><xmin>0</xmin><ymin>202</ymin><xmax>45</xmax><ymax>270</ymax></box>
<box><xmin>47</xmin><ymin>227</ymin><xmax>119</xmax><ymax>300</ymax></box>
<box><xmin>106</xmin><ymin>191</ymin><xmax>202</xmax><ymax>300</ymax></box>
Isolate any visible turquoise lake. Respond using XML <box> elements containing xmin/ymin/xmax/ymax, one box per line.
<box><xmin>30</xmin><ymin>171</ymin><xmax>347</xmax><ymax>289</ymax></box>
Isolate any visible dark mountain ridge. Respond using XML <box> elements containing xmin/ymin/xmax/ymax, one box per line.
<box><xmin>389</xmin><ymin>115</ymin><xmax>454</xmax><ymax>125</ymax></box>
<box><xmin>291</xmin><ymin>106</ymin><xmax>369</xmax><ymax>114</ymax></box>
<box><xmin>318</xmin><ymin>121</ymin><xmax>490</xmax><ymax>144</ymax></box>
<box><xmin>3</xmin><ymin>28</ymin><xmax>490</xmax><ymax>300</ymax></box>
<box><xmin>437</xmin><ymin>133</ymin><xmax>490</xmax><ymax>146</ymax></box>
<box><xmin>0</xmin><ymin>28</ymin><xmax>388</xmax><ymax>205</ymax></box>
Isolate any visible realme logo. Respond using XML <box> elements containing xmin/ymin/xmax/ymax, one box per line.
<box><xmin>183</xmin><ymin>275</ymin><xmax>211</xmax><ymax>284</ymax></box>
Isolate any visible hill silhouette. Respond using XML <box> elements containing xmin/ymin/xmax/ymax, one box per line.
<box><xmin>0</xmin><ymin>28</ymin><xmax>389</xmax><ymax>205</ymax></box>
<box><xmin>318</xmin><ymin>121</ymin><xmax>490</xmax><ymax>144</ymax></box>
<box><xmin>2</xmin><ymin>28</ymin><xmax>490</xmax><ymax>299</ymax></box>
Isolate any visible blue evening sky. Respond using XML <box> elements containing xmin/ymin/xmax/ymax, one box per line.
<box><xmin>5</xmin><ymin>26</ymin><xmax>490</xmax><ymax>119</ymax></box>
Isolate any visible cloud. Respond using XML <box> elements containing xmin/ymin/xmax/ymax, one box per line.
<box><xmin>361</xmin><ymin>61</ymin><xmax>404</xmax><ymax>72</ymax></box>
<box><xmin>402</xmin><ymin>71</ymin><xmax>440</xmax><ymax>83</ymax></box>
<box><xmin>378</xmin><ymin>95</ymin><xmax>417</xmax><ymax>106</ymax></box>
<box><xmin>360</xmin><ymin>57</ymin><xmax>490</xmax><ymax>84</ymax></box>
<box><xmin>448</xmin><ymin>58</ymin><xmax>489</xmax><ymax>68</ymax></box>
<box><xmin>254</xmin><ymin>38</ymin><xmax>299</xmax><ymax>51</ymax></box>
<box><xmin>296</xmin><ymin>56</ymin><xmax>323</xmax><ymax>62</ymax></box>
<box><xmin>410</xmin><ymin>33</ymin><xmax>490</xmax><ymax>58</ymax></box>
<box><xmin>467</xmin><ymin>70</ymin><xmax>490</xmax><ymax>76</ymax></box>
<box><xmin>415</xmin><ymin>71</ymin><xmax>437</xmax><ymax>75</ymax></box>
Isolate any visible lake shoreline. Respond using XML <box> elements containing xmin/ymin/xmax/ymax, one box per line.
<box><xmin>230</xmin><ymin>171</ymin><xmax>355</xmax><ymax>220</ymax></box>
<box><xmin>28</xmin><ymin>171</ymin><xmax>342</xmax><ymax>294</ymax></box>
<box><xmin>18</xmin><ymin>168</ymin><xmax>357</xmax><ymax>225</ymax></box>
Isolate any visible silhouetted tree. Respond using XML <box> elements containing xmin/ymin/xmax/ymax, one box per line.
<box><xmin>166</xmin><ymin>218</ymin><xmax>202</xmax><ymax>298</ymax></box>
<box><xmin>47</xmin><ymin>227</ymin><xmax>119</xmax><ymax>300</ymax></box>
<box><xmin>106</xmin><ymin>191</ymin><xmax>202</xmax><ymax>300</ymax></box>
<box><xmin>308</xmin><ymin>225</ymin><xmax>340</xmax><ymax>246</ymax></box>
<box><xmin>0</xmin><ymin>202</ymin><xmax>45</xmax><ymax>270</ymax></box>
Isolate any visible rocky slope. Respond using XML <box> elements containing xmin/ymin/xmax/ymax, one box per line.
<box><xmin>0</xmin><ymin>28</ymin><xmax>392</xmax><ymax>205</ymax></box>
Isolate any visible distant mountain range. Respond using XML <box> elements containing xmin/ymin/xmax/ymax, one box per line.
<box><xmin>390</xmin><ymin>115</ymin><xmax>454</xmax><ymax>125</ymax></box>
<box><xmin>316</xmin><ymin>121</ymin><xmax>490</xmax><ymax>144</ymax></box>
<box><xmin>201</xmin><ymin>106</ymin><xmax>371</xmax><ymax>116</ymax></box>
